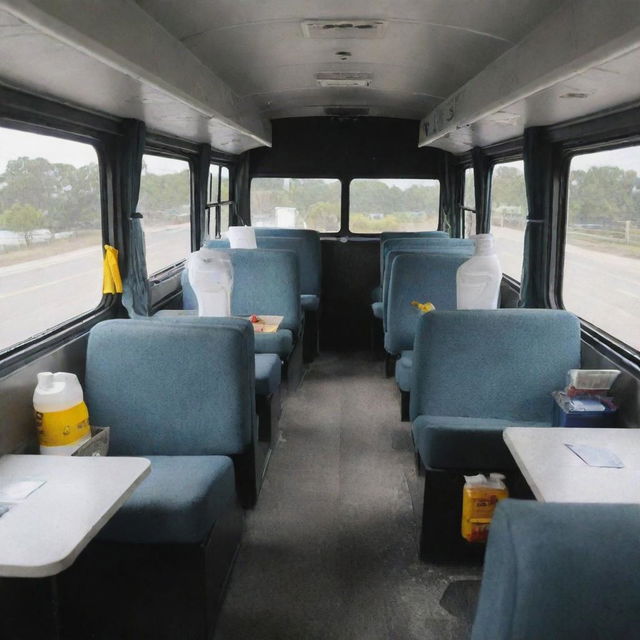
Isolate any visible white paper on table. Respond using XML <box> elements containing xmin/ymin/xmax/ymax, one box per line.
<box><xmin>0</xmin><ymin>479</ymin><xmax>46</xmax><ymax>502</ymax></box>
<box><xmin>565</xmin><ymin>443</ymin><xmax>624</xmax><ymax>468</ymax></box>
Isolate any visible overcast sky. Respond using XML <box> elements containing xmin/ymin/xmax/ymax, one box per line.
<box><xmin>1</xmin><ymin>126</ymin><xmax>639</xmax><ymax>176</ymax></box>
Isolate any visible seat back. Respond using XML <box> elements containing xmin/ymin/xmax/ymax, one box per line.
<box><xmin>410</xmin><ymin>309</ymin><xmax>580</xmax><ymax>422</ymax></box>
<box><xmin>384</xmin><ymin>254</ymin><xmax>468</xmax><ymax>354</ymax></box>
<box><xmin>472</xmin><ymin>500</ymin><xmax>640</xmax><ymax>640</ymax></box>
<box><xmin>183</xmin><ymin>248</ymin><xmax>301</xmax><ymax>334</ymax></box>
<box><xmin>85</xmin><ymin>318</ymin><xmax>255</xmax><ymax>456</ymax></box>
<box><xmin>381</xmin><ymin>237</ymin><xmax>473</xmax><ymax>281</ymax></box>
<box><xmin>379</xmin><ymin>231</ymin><xmax>449</xmax><ymax>276</ymax></box>
<box><xmin>206</xmin><ymin>235</ymin><xmax>319</xmax><ymax>296</ymax></box>
<box><xmin>382</xmin><ymin>243</ymin><xmax>474</xmax><ymax>327</ymax></box>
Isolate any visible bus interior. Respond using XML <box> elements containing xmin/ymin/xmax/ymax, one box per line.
<box><xmin>0</xmin><ymin>1</ymin><xmax>639</xmax><ymax>639</ymax></box>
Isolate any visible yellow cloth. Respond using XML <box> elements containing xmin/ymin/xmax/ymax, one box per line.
<box><xmin>411</xmin><ymin>300</ymin><xmax>436</xmax><ymax>313</ymax></box>
<box><xmin>102</xmin><ymin>245</ymin><xmax>123</xmax><ymax>294</ymax></box>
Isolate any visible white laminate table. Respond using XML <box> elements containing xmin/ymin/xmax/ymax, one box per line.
<box><xmin>503</xmin><ymin>427</ymin><xmax>640</xmax><ymax>503</ymax></box>
<box><xmin>0</xmin><ymin>454</ymin><xmax>150</xmax><ymax>578</ymax></box>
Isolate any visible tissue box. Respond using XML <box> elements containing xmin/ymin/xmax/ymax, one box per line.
<box><xmin>552</xmin><ymin>392</ymin><xmax>616</xmax><ymax>428</ymax></box>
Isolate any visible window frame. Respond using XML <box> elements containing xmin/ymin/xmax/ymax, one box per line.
<box><xmin>249</xmin><ymin>175</ymin><xmax>343</xmax><ymax>235</ymax></box>
<box><xmin>0</xmin><ymin>101</ymin><xmax>116</xmax><ymax>372</ymax></box>
<box><xmin>554</xmin><ymin>138</ymin><xmax>640</xmax><ymax>362</ymax></box>
<box><xmin>207</xmin><ymin>163</ymin><xmax>233</xmax><ymax>239</ymax></box>
<box><xmin>347</xmin><ymin>176</ymin><xmax>443</xmax><ymax>236</ymax></box>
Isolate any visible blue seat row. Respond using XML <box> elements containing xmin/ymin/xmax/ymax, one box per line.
<box><xmin>408</xmin><ymin>309</ymin><xmax>581</xmax><ymax>560</ymax></box>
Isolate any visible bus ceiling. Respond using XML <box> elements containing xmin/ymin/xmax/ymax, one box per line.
<box><xmin>0</xmin><ymin>1</ymin><xmax>640</xmax><ymax>155</ymax></box>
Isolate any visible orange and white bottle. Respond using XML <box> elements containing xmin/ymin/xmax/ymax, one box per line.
<box><xmin>461</xmin><ymin>473</ymin><xmax>509</xmax><ymax>543</ymax></box>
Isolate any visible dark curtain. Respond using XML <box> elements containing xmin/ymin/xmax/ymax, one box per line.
<box><xmin>438</xmin><ymin>151</ymin><xmax>458</xmax><ymax>236</ymax></box>
<box><xmin>520</xmin><ymin>127</ymin><xmax>553</xmax><ymax>308</ymax></box>
<box><xmin>194</xmin><ymin>144</ymin><xmax>212</xmax><ymax>247</ymax></box>
<box><xmin>120</xmin><ymin>119</ymin><xmax>150</xmax><ymax>318</ymax></box>
<box><xmin>472</xmin><ymin>147</ymin><xmax>491</xmax><ymax>234</ymax></box>
<box><xmin>232</xmin><ymin>151</ymin><xmax>251</xmax><ymax>226</ymax></box>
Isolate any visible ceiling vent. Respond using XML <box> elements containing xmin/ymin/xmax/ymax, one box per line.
<box><xmin>301</xmin><ymin>20</ymin><xmax>386</xmax><ymax>39</ymax></box>
<box><xmin>315</xmin><ymin>72</ymin><xmax>372</xmax><ymax>88</ymax></box>
<box><xmin>324</xmin><ymin>106</ymin><xmax>370</xmax><ymax>117</ymax></box>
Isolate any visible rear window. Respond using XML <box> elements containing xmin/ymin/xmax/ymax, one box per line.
<box><xmin>251</xmin><ymin>178</ymin><xmax>340</xmax><ymax>232</ymax></box>
<box><xmin>349</xmin><ymin>178</ymin><xmax>440</xmax><ymax>233</ymax></box>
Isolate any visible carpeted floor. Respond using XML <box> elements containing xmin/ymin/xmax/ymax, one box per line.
<box><xmin>214</xmin><ymin>352</ymin><xmax>481</xmax><ymax>640</ymax></box>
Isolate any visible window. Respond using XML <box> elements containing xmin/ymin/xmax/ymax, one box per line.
<box><xmin>208</xmin><ymin>164</ymin><xmax>231</xmax><ymax>239</ymax></box>
<box><xmin>490</xmin><ymin>160</ymin><xmax>528</xmax><ymax>280</ymax></box>
<box><xmin>464</xmin><ymin>168</ymin><xmax>476</xmax><ymax>238</ymax></box>
<box><xmin>138</xmin><ymin>154</ymin><xmax>191</xmax><ymax>275</ymax></box>
<box><xmin>251</xmin><ymin>178</ymin><xmax>340</xmax><ymax>232</ymax></box>
<box><xmin>0</xmin><ymin>126</ymin><xmax>103</xmax><ymax>354</ymax></box>
<box><xmin>349</xmin><ymin>178</ymin><xmax>440</xmax><ymax>233</ymax></box>
<box><xmin>564</xmin><ymin>147</ymin><xmax>640</xmax><ymax>351</ymax></box>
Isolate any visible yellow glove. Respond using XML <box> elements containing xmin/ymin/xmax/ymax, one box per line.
<box><xmin>411</xmin><ymin>301</ymin><xmax>436</xmax><ymax>313</ymax></box>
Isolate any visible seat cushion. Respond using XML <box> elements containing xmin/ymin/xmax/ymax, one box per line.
<box><xmin>301</xmin><ymin>294</ymin><xmax>320</xmax><ymax>312</ymax></box>
<box><xmin>395</xmin><ymin>350</ymin><xmax>413</xmax><ymax>392</ymax></box>
<box><xmin>254</xmin><ymin>329</ymin><xmax>293</xmax><ymax>358</ymax></box>
<box><xmin>255</xmin><ymin>353</ymin><xmax>282</xmax><ymax>396</ymax></box>
<box><xmin>98</xmin><ymin>456</ymin><xmax>236</xmax><ymax>544</ymax></box>
<box><xmin>412</xmin><ymin>416</ymin><xmax>550</xmax><ymax>471</ymax></box>
<box><xmin>371</xmin><ymin>302</ymin><xmax>383</xmax><ymax>320</ymax></box>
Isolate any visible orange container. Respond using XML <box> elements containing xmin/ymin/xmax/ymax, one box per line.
<box><xmin>461</xmin><ymin>473</ymin><xmax>508</xmax><ymax>543</ymax></box>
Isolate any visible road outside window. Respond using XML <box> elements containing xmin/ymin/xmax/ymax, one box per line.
<box><xmin>0</xmin><ymin>127</ymin><xmax>102</xmax><ymax>353</ymax></box>
<box><xmin>464</xmin><ymin>168</ymin><xmax>476</xmax><ymax>238</ymax></box>
<box><xmin>490</xmin><ymin>160</ymin><xmax>528</xmax><ymax>280</ymax></box>
<box><xmin>565</xmin><ymin>147</ymin><xmax>640</xmax><ymax>351</ymax></box>
<box><xmin>138</xmin><ymin>154</ymin><xmax>191</xmax><ymax>275</ymax></box>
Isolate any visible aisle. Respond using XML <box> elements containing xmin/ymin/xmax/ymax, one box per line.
<box><xmin>214</xmin><ymin>353</ymin><xmax>480</xmax><ymax>640</ymax></box>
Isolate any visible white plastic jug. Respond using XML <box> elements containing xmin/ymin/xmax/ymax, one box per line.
<box><xmin>188</xmin><ymin>247</ymin><xmax>234</xmax><ymax>317</ymax></box>
<box><xmin>228</xmin><ymin>226</ymin><xmax>257</xmax><ymax>249</ymax></box>
<box><xmin>456</xmin><ymin>233</ymin><xmax>502</xmax><ymax>309</ymax></box>
<box><xmin>33</xmin><ymin>372</ymin><xmax>91</xmax><ymax>455</ymax></box>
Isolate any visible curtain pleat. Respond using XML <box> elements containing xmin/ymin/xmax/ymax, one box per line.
<box><xmin>120</xmin><ymin>119</ymin><xmax>150</xmax><ymax>318</ymax></box>
<box><xmin>233</xmin><ymin>152</ymin><xmax>251</xmax><ymax>226</ymax></box>
<box><xmin>472</xmin><ymin>147</ymin><xmax>491</xmax><ymax>234</ymax></box>
<box><xmin>438</xmin><ymin>151</ymin><xmax>458</xmax><ymax>236</ymax></box>
<box><xmin>519</xmin><ymin>127</ymin><xmax>552</xmax><ymax>308</ymax></box>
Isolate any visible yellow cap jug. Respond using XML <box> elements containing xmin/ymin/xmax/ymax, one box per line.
<box><xmin>33</xmin><ymin>372</ymin><xmax>91</xmax><ymax>455</ymax></box>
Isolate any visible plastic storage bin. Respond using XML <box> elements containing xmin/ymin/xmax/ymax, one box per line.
<box><xmin>552</xmin><ymin>391</ymin><xmax>617</xmax><ymax>427</ymax></box>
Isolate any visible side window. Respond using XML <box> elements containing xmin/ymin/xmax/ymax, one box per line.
<box><xmin>251</xmin><ymin>178</ymin><xmax>341</xmax><ymax>232</ymax></box>
<box><xmin>0</xmin><ymin>126</ymin><xmax>103</xmax><ymax>354</ymax></box>
<box><xmin>490</xmin><ymin>160</ymin><xmax>528</xmax><ymax>280</ymax></box>
<box><xmin>464</xmin><ymin>168</ymin><xmax>476</xmax><ymax>238</ymax></box>
<box><xmin>138</xmin><ymin>154</ymin><xmax>191</xmax><ymax>275</ymax></box>
<box><xmin>349</xmin><ymin>178</ymin><xmax>440</xmax><ymax>233</ymax></box>
<box><xmin>207</xmin><ymin>164</ymin><xmax>231</xmax><ymax>239</ymax></box>
<box><xmin>564</xmin><ymin>147</ymin><xmax>640</xmax><ymax>351</ymax></box>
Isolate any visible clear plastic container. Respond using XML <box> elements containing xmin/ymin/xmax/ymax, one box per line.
<box><xmin>187</xmin><ymin>248</ymin><xmax>234</xmax><ymax>317</ymax></box>
<box><xmin>456</xmin><ymin>234</ymin><xmax>502</xmax><ymax>309</ymax></box>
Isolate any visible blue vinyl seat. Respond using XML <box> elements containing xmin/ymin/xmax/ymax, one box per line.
<box><xmin>370</xmin><ymin>232</ymin><xmax>450</xmax><ymax>303</ymax></box>
<box><xmin>472</xmin><ymin>500</ymin><xmax>640</xmax><ymax>640</ymax></box>
<box><xmin>384</xmin><ymin>254</ymin><xmax>469</xmax><ymax>419</ymax></box>
<box><xmin>86</xmin><ymin>317</ymin><xmax>258</xmax><ymax>517</ymax></box>
<box><xmin>410</xmin><ymin>309</ymin><xmax>581</xmax><ymax>472</ymax></box>
<box><xmin>408</xmin><ymin>309</ymin><xmax>581</xmax><ymax>561</ymax></box>
<box><xmin>70</xmin><ymin>317</ymin><xmax>254</xmax><ymax>639</ymax></box>
<box><xmin>183</xmin><ymin>248</ymin><xmax>301</xmax><ymax>361</ymax></box>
